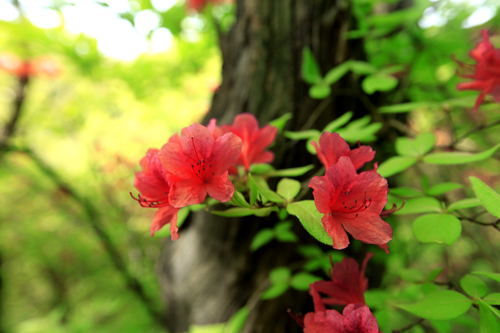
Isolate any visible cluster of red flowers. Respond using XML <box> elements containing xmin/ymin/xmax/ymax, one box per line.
<box><xmin>186</xmin><ymin>0</ymin><xmax>233</xmax><ymax>11</ymax></box>
<box><xmin>455</xmin><ymin>30</ymin><xmax>500</xmax><ymax>113</ymax></box>
<box><xmin>309</xmin><ymin>132</ymin><xmax>392</xmax><ymax>251</ymax></box>
<box><xmin>132</xmin><ymin>113</ymin><xmax>277</xmax><ymax>239</ymax></box>
<box><xmin>0</xmin><ymin>53</ymin><xmax>61</xmax><ymax>79</ymax></box>
<box><xmin>291</xmin><ymin>253</ymin><xmax>382</xmax><ymax>333</ymax></box>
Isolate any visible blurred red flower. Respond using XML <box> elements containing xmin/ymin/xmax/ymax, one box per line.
<box><xmin>455</xmin><ymin>30</ymin><xmax>500</xmax><ymax>112</ymax></box>
<box><xmin>0</xmin><ymin>53</ymin><xmax>61</xmax><ymax>79</ymax></box>
<box><xmin>222</xmin><ymin>113</ymin><xmax>278</xmax><ymax>171</ymax></box>
<box><xmin>187</xmin><ymin>0</ymin><xmax>229</xmax><ymax>11</ymax></box>
<box><xmin>308</xmin><ymin>157</ymin><xmax>392</xmax><ymax>250</ymax></box>
<box><xmin>302</xmin><ymin>303</ymin><xmax>382</xmax><ymax>333</ymax></box>
<box><xmin>132</xmin><ymin>149</ymin><xmax>180</xmax><ymax>240</ymax></box>
<box><xmin>160</xmin><ymin>123</ymin><xmax>242</xmax><ymax>206</ymax></box>
<box><xmin>312</xmin><ymin>132</ymin><xmax>375</xmax><ymax>171</ymax></box>
<box><xmin>310</xmin><ymin>253</ymin><xmax>373</xmax><ymax>312</ymax></box>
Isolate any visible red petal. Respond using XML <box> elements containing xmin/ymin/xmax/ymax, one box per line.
<box><xmin>377</xmin><ymin>243</ymin><xmax>390</xmax><ymax>254</ymax></box>
<box><xmin>251</xmin><ymin>151</ymin><xmax>274</xmax><ymax>164</ymax></box>
<box><xmin>249</xmin><ymin>124</ymin><xmax>277</xmax><ymax>158</ymax></box>
<box><xmin>317</xmin><ymin>132</ymin><xmax>350</xmax><ymax>169</ymax></box>
<box><xmin>309</xmin><ymin>175</ymin><xmax>335</xmax><ymax>214</ymax></box>
<box><xmin>470</xmin><ymin>30</ymin><xmax>493</xmax><ymax>61</ymax></box>
<box><xmin>322</xmin><ymin>214</ymin><xmax>350</xmax><ymax>250</ymax></box>
<box><xmin>169</xmin><ymin>177</ymin><xmax>207</xmax><ymax>207</ymax></box>
<box><xmin>209</xmin><ymin>132</ymin><xmax>242</xmax><ymax>176</ymax></box>
<box><xmin>207</xmin><ymin>118</ymin><xmax>223</xmax><ymax>140</ymax></box>
<box><xmin>180</xmin><ymin>123</ymin><xmax>214</xmax><ymax>161</ymax></box>
<box><xmin>150</xmin><ymin>206</ymin><xmax>180</xmax><ymax>240</ymax></box>
<box><xmin>324</xmin><ymin>157</ymin><xmax>358</xmax><ymax>202</ymax></box>
<box><xmin>206</xmin><ymin>172</ymin><xmax>235</xmax><ymax>203</ymax></box>
<box><xmin>343</xmin><ymin>303</ymin><xmax>380</xmax><ymax>333</ymax></box>
<box><xmin>348</xmin><ymin>146</ymin><xmax>376</xmax><ymax>171</ymax></box>
<box><xmin>160</xmin><ymin>134</ymin><xmax>196</xmax><ymax>179</ymax></box>
<box><xmin>341</xmin><ymin>214</ymin><xmax>393</xmax><ymax>245</ymax></box>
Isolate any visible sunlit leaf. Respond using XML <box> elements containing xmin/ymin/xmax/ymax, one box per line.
<box><xmin>461</xmin><ymin>274</ymin><xmax>488</xmax><ymax>298</ymax></box>
<box><xmin>309</xmin><ymin>82</ymin><xmax>331</xmax><ymax>99</ymax></box>
<box><xmin>269</xmin><ymin>113</ymin><xmax>292</xmax><ymax>133</ymax></box>
<box><xmin>277</xmin><ymin>178</ymin><xmax>301</xmax><ymax>201</ymax></box>
<box><xmin>426</xmin><ymin>182</ymin><xmax>463</xmax><ymax>196</ymax></box>
<box><xmin>397</xmin><ymin>290</ymin><xmax>472</xmax><ymax>320</ymax></box>
<box><xmin>324</xmin><ymin>62</ymin><xmax>351</xmax><ymax>85</ymax></box>
<box><xmin>483</xmin><ymin>293</ymin><xmax>500</xmax><ymax>305</ymax></box>
<box><xmin>267</xmin><ymin>165</ymin><xmax>314</xmax><ymax>177</ymax></box>
<box><xmin>412</xmin><ymin>213</ymin><xmax>461</xmax><ymax>246</ymax></box>
<box><xmin>350</xmin><ymin>61</ymin><xmax>377</xmax><ymax>75</ymax></box>
<box><xmin>377</xmin><ymin>156</ymin><xmax>417</xmax><ymax>178</ymax></box>
<box><xmin>472</xmin><ymin>272</ymin><xmax>500</xmax><ymax>284</ymax></box>
<box><xmin>362</xmin><ymin>74</ymin><xmax>398</xmax><ymax>94</ymax></box>
<box><xmin>447</xmin><ymin>198</ymin><xmax>481</xmax><ymax>212</ymax></box>
<box><xmin>479</xmin><ymin>299</ymin><xmax>500</xmax><ymax>332</ymax></box>
<box><xmin>470</xmin><ymin>177</ymin><xmax>500</xmax><ymax>219</ymax></box>
<box><xmin>394</xmin><ymin>197</ymin><xmax>441</xmax><ymax>215</ymax></box>
<box><xmin>290</xmin><ymin>272</ymin><xmax>322</xmax><ymax>291</ymax></box>
<box><xmin>423</xmin><ymin>144</ymin><xmax>500</xmax><ymax>165</ymax></box>
<box><xmin>283</xmin><ymin>129</ymin><xmax>321</xmax><ymax>141</ymax></box>
<box><xmin>250</xmin><ymin>229</ymin><xmax>275</xmax><ymax>251</ymax></box>
<box><xmin>322</xmin><ymin>111</ymin><xmax>353</xmax><ymax>133</ymax></box>
<box><xmin>287</xmin><ymin>200</ymin><xmax>332</xmax><ymax>246</ymax></box>
<box><xmin>224</xmin><ymin>307</ymin><xmax>249</xmax><ymax>333</ymax></box>
<box><xmin>390</xmin><ymin>187</ymin><xmax>422</xmax><ymax>198</ymax></box>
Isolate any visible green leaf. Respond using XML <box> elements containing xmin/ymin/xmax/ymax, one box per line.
<box><xmin>379</xmin><ymin>101</ymin><xmax>438</xmax><ymax>114</ymax></box>
<box><xmin>472</xmin><ymin>272</ymin><xmax>500</xmax><ymax>284</ymax></box>
<box><xmin>269</xmin><ymin>113</ymin><xmax>292</xmax><ymax>133</ymax></box>
<box><xmin>248</xmin><ymin>173</ymin><xmax>258</xmax><ymax>205</ymax></box>
<box><xmin>287</xmin><ymin>200</ymin><xmax>332</xmax><ymax>246</ymax></box>
<box><xmin>249</xmin><ymin>164</ymin><xmax>275</xmax><ymax>175</ymax></box>
<box><xmin>399</xmin><ymin>268</ymin><xmax>424</xmax><ymax>282</ymax></box>
<box><xmin>397</xmin><ymin>290</ymin><xmax>472</xmax><ymax>320</ymax></box>
<box><xmin>426</xmin><ymin>183</ymin><xmax>463</xmax><ymax>196</ymax></box>
<box><xmin>426</xmin><ymin>267</ymin><xmax>444</xmax><ymax>282</ymax></box>
<box><xmin>350</xmin><ymin>61</ymin><xmax>378</xmax><ymax>75</ymax></box>
<box><xmin>224</xmin><ymin>307</ymin><xmax>249</xmax><ymax>333</ymax></box>
<box><xmin>377</xmin><ymin>156</ymin><xmax>417</xmax><ymax>177</ymax></box>
<box><xmin>309</xmin><ymin>82</ymin><xmax>331</xmax><ymax>99</ymax></box>
<box><xmin>483</xmin><ymin>293</ymin><xmax>500</xmax><ymax>305</ymax></box>
<box><xmin>211</xmin><ymin>207</ymin><xmax>277</xmax><ymax>217</ymax></box>
<box><xmin>470</xmin><ymin>177</ymin><xmax>500</xmax><ymax>219</ymax></box>
<box><xmin>394</xmin><ymin>197</ymin><xmax>442</xmax><ymax>215</ymax></box>
<box><xmin>274</xmin><ymin>221</ymin><xmax>298</xmax><ymax>242</ymax></box>
<box><xmin>277</xmin><ymin>178</ymin><xmax>301</xmax><ymax>201</ymax></box>
<box><xmin>189</xmin><ymin>323</ymin><xmax>225</xmax><ymax>333</ymax></box>
<box><xmin>297</xmin><ymin>245</ymin><xmax>324</xmax><ymax>258</ymax></box>
<box><xmin>250</xmin><ymin>229</ymin><xmax>275</xmax><ymax>251</ymax></box>
<box><xmin>270</xmin><ymin>267</ymin><xmax>291</xmax><ymax>283</ymax></box>
<box><xmin>423</xmin><ymin>144</ymin><xmax>500</xmax><ymax>165</ymax></box>
<box><xmin>447</xmin><ymin>198</ymin><xmax>481</xmax><ymax>212</ymax></box>
<box><xmin>284</xmin><ymin>129</ymin><xmax>321</xmax><ymax>141</ymax></box>
<box><xmin>153</xmin><ymin>207</ymin><xmax>190</xmax><ymax>238</ymax></box>
<box><xmin>278</xmin><ymin>208</ymin><xmax>289</xmax><ymax>220</ymax></box>
<box><xmin>261</xmin><ymin>283</ymin><xmax>289</xmax><ymax>300</ymax></box>
<box><xmin>290</xmin><ymin>273</ymin><xmax>322</xmax><ymax>291</ymax></box>
<box><xmin>414</xmin><ymin>133</ymin><xmax>436</xmax><ymax>155</ymax></box>
<box><xmin>301</xmin><ymin>47</ymin><xmax>322</xmax><ymax>84</ymax></box>
<box><xmin>362</xmin><ymin>73</ymin><xmax>398</xmax><ymax>94</ymax></box>
<box><xmin>324</xmin><ymin>62</ymin><xmax>351</xmax><ymax>85</ymax></box>
<box><xmin>267</xmin><ymin>165</ymin><xmax>314</xmax><ymax>177</ymax></box>
<box><xmin>461</xmin><ymin>274</ymin><xmax>488</xmax><ymax>298</ymax></box>
<box><xmin>229</xmin><ymin>191</ymin><xmax>250</xmax><ymax>208</ymax></box>
<box><xmin>390</xmin><ymin>187</ymin><xmax>422</xmax><ymax>198</ymax></box>
<box><xmin>479</xmin><ymin>299</ymin><xmax>500</xmax><ymax>332</ymax></box>
<box><xmin>322</xmin><ymin>111</ymin><xmax>353</xmax><ymax>133</ymax></box>
<box><xmin>252</xmin><ymin>176</ymin><xmax>285</xmax><ymax>203</ymax></box>
<box><xmin>336</xmin><ymin>122</ymin><xmax>382</xmax><ymax>143</ymax></box>
<box><xmin>412</xmin><ymin>213</ymin><xmax>461</xmax><ymax>246</ymax></box>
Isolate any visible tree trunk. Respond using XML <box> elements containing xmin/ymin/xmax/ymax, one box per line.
<box><xmin>157</xmin><ymin>1</ymin><xmax>369</xmax><ymax>332</ymax></box>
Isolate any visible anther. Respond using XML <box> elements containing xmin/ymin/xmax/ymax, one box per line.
<box><xmin>345</xmin><ymin>191</ymin><xmax>349</xmax><ymax>195</ymax></box>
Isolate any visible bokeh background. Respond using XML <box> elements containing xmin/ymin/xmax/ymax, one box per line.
<box><xmin>1</xmin><ymin>0</ymin><xmax>500</xmax><ymax>332</ymax></box>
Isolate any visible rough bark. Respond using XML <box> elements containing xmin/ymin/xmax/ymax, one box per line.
<box><xmin>157</xmin><ymin>1</ymin><xmax>370</xmax><ymax>332</ymax></box>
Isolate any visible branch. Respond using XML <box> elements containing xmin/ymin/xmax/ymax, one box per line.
<box><xmin>458</xmin><ymin>215</ymin><xmax>500</xmax><ymax>232</ymax></box>
<box><xmin>6</xmin><ymin>146</ymin><xmax>166</xmax><ymax>327</ymax></box>
<box><xmin>392</xmin><ymin>318</ymin><xmax>424</xmax><ymax>333</ymax></box>
<box><xmin>451</xmin><ymin>118</ymin><xmax>500</xmax><ymax>147</ymax></box>
<box><xmin>0</xmin><ymin>76</ymin><xmax>29</xmax><ymax>149</ymax></box>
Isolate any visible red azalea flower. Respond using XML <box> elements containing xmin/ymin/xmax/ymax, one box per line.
<box><xmin>310</xmin><ymin>253</ymin><xmax>373</xmax><ymax>312</ymax></box>
<box><xmin>308</xmin><ymin>157</ymin><xmax>392</xmax><ymax>250</ymax></box>
<box><xmin>312</xmin><ymin>132</ymin><xmax>375</xmax><ymax>171</ymax></box>
<box><xmin>455</xmin><ymin>30</ymin><xmax>500</xmax><ymax>112</ymax></box>
<box><xmin>207</xmin><ymin>118</ymin><xmax>223</xmax><ymax>140</ymax></box>
<box><xmin>132</xmin><ymin>149</ymin><xmax>180</xmax><ymax>240</ymax></box>
<box><xmin>222</xmin><ymin>113</ymin><xmax>278</xmax><ymax>171</ymax></box>
<box><xmin>187</xmin><ymin>0</ymin><xmax>226</xmax><ymax>11</ymax></box>
<box><xmin>159</xmin><ymin>123</ymin><xmax>242</xmax><ymax>207</ymax></box>
<box><xmin>302</xmin><ymin>304</ymin><xmax>382</xmax><ymax>333</ymax></box>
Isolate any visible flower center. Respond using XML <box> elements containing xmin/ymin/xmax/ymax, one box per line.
<box><xmin>130</xmin><ymin>192</ymin><xmax>171</xmax><ymax>208</ymax></box>
<box><xmin>190</xmin><ymin>136</ymin><xmax>214</xmax><ymax>181</ymax></box>
<box><xmin>331</xmin><ymin>190</ymin><xmax>372</xmax><ymax>219</ymax></box>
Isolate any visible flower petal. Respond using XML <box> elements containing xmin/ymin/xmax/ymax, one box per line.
<box><xmin>180</xmin><ymin>123</ymin><xmax>214</xmax><ymax>161</ymax></box>
<box><xmin>206</xmin><ymin>172</ymin><xmax>235</xmax><ymax>203</ymax></box>
<box><xmin>150</xmin><ymin>206</ymin><xmax>180</xmax><ymax>240</ymax></box>
<box><xmin>343</xmin><ymin>303</ymin><xmax>380</xmax><ymax>333</ymax></box>
<box><xmin>309</xmin><ymin>175</ymin><xmax>335</xmax><ymax>214</ymax></box>
<box><xmin>349</xmin><ymin>146</ymin><xmax>376</xmax><ymax>170</ymax></box>
<box><xmin>169</xmin><ymin>177</ymin><xmax>207</xmax><ymax>207</ymax></box>
<box><xmin>322</xmin><ymin>214</ymin><xmax>350</xmax><ymax>250</ymax></box>
<box><xmin>341</xmin><ymin>213</ymin><xmax>393</xmax><ymax>245</ymax></box>
<box><xmin>318</xmin><ymin>132</ymin><xmax>350</xmax><ymax>169</ymax></box>
<box><xmin>209</xmin><ymin>133</ymin><xmax>242</xmax><ymax>176</ymax></box>
<box><xmin>160</xmin><ymin>134</ymin><xmax>196</xmax><ymax>179</ymax></box>
<box><xmin>251</xmin><ymin>151</ymin><xmax>274</xmax><ymax>165</ymax></box>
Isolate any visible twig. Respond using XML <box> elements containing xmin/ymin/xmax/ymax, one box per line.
<box><xmin>0</xmin><ymin>76</ymin><xmax>29</xmax><ymax>149</ymax></box>
<box><xmin>299</xmin><ymin>97</ymin><xmax>332</xmax><ymax>132</ymax></box>
<box><xmin>450</xmin><ymin>118</ymin><xmax>500</xmax><ymax>147</ymax></box>
<box><xmin>392</xmin><ymin>318</ymin><xmax>424</xmax><ymax>333</ymax></box>
<box><xmin>7</xmin><ymin>146</ymin><xmax>166</xmax><ymax>327</ymax></box>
